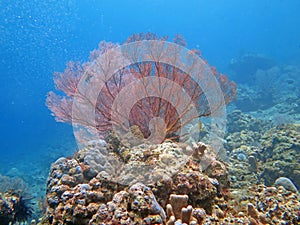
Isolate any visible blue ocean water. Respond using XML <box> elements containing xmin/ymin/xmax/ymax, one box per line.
<box><xmin>0</xmin><ymin>0</ymin><xmax>300</xmax><ymax>201</ymax></box>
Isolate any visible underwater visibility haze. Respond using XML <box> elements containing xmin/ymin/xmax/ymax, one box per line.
<box><xmin>1</xmin><ymin>0</ymin><xmax>300</xmax><ymax>224</ymax></box>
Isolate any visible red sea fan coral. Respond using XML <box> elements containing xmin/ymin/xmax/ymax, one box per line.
<box><xmin>46</xmin><ymin>33</ymin><xmax>236</xmax><ymax>145</ymax></box>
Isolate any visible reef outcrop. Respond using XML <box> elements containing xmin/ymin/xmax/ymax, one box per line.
<box><xmin>38</xmin><ymin>141</ymin><xmax>230</xmax><ymax>224</ymax></box>
<box><xmin>37</xmin><ymin>137</ymin><xmax>300</xmax><ymax>225</ymax></box>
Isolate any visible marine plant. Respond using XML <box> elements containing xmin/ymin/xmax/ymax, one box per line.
<box><xmin>46</xmin><ymin>33</ymin><xmax>236</xmax><ymax>145</ymax></box>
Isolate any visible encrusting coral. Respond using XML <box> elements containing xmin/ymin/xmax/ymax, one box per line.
<box><xmin>38</xmin><ymin>140</ymin><xmax>231</xmax><ymax>225</ymax></box>
<box><xmin>37</xmin><ymin>138</ymin><xmax>300</xmax><ymax>225</ymax></box>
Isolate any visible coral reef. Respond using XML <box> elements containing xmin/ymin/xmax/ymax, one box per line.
<box><xmin>38</xmin><ymin>141</ymin><xmax>231</xmax><ymax>225</ymax></box>
<box><xmin>225</xmin><ymin>111</ymin><xmax>300</xmax><ymax>192</ymax></box>
<box><xmin>229</xmin><ymin>185</ymin><xmax>300</xmax><ymax>224</ymax></box>
<box><xmin>37</xmin><ymin>136</ymin><xmax>300</xmax><ymax>225</ymax></box>
<box><xmin>89</xmin><ymin>182</ymin><xmax>166</xmax><ymax>224</ymax></box>
<box><xmin>0</xmin><ymin>175</ymin><xmax>37</xmax><ymax>224</ymax></box>
<box><xmin>259</xmin><ymin>124</ymin><xmax>300</xmax><ymax>188</ymax></box>
<box><xmin>0</xmin><ymin>174</ymin><xmax>29</xmax><ymax>194</ymax></box>
<box><xmin>223</xmin><ymin>110</ymin><xmax>300</xmax><ymax>224</ymax></box>
<box><xmin>40</xmin><ymin>43</ymin><xmax>300</xmax><ymax>224</ymax></box>
<box><xmin>0</xmin><ymin>190</ymin><xmax>33</xmax><ymax>225</ymax></box>
<box><xmin>164</xmin><ymin>185</ymin><xmax>300</xmax><ymax>225</ymax></box>
<box><xmin>233</xmin><ymin>64</ymin><xmax>300</xmax><ymax>113</ymax></box>
<box><xmin>225</xmin><ymin>110</ymin><xmax>270</xmax><ymax>150</ymax></box>
<box><xmin>229</xmin><ymin>53</ymin><xmax>276</xmax><ymax>84</ymax></box>
<box><xmin>226</xmin><ymin>110</ymin><xmax>270</xmax><ymax>134</ymax></box>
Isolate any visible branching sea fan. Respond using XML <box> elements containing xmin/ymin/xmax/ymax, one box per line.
<box><xmin>46</xmin><ymin>33</ymin><xmax>236</xmax><ymax>145</ymax></box>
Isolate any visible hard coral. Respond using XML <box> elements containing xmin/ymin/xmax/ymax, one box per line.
<box><xmin>38</xmin><ymin>138</ymin><xmax>300</xmax><ymax>225</ymax></box>
<box><xmin>38</xmin><ymin>141</ymin><xmax>232</xmax><ymax>225</ymax></box>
